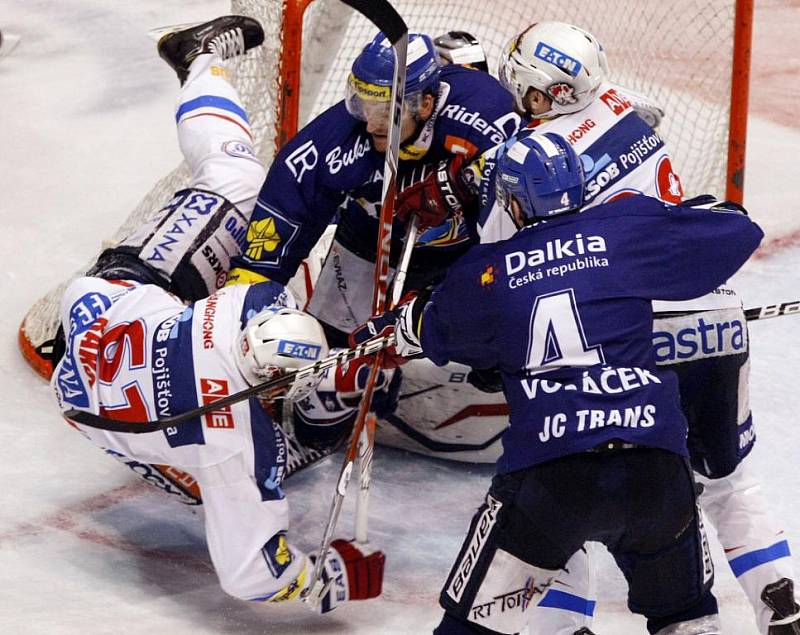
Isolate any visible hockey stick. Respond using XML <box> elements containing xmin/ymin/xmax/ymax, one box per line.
<box><xmin>304</xmin><ymin>0</ymin><xmax>408</xmax><ymax>606</ymax></box>
<box><xmin>655</xmin><ymin>300</ymin><xmax>800</xmax><ymax>323</ymax></box>
<box><xmin>64</xmin><ymin>295</ymin><xmax>797</xmax><ymax>434</ymax></box>
<box><xmin>352</xmin><ymin>217</ymin><xmax>419</xmax><ymax>543</ymax></box>
<box><xmin>744</xmin><ymin>300</ymin><xmax>800</xmax><ymax>321</ymax></box>
<box><xmin>62</xmin><ymin>334</ymin><xmax>394</xmax><ymax>433</ymax></box>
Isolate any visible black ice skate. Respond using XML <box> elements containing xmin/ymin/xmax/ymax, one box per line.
<box><xmin>573</xmin><ymin>629</ymin><xmax>597</xmax><ymax>635</ymax></box>
<box><xmin>763</xmin><ymin>578</ymin><xmax>800</xmax><ymax>634</ymax></box>
<box><xmin>157</xmin><ymin>15</ymin><xmax>264</xmax><ymax>84</ymax></box>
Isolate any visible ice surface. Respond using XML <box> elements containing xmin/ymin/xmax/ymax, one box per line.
<box><xmin>0</xmin><ymin>1</ymin><xmax>798</xmax><ymax>633</ymax></box>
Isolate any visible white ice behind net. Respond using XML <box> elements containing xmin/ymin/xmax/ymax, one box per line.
<box><xmin>20</xmin><ymin>0</ymin><xmax>738</xmax><ymax>355</ymax></box>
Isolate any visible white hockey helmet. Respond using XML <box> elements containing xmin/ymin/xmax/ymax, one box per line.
<box><xmin>498</xmin><ymin>21</ymin><xmax>608</xmax><ymax>117</ymax></box>
<box><xmin>235</xmin><ymin>307</ymin><xmax>328</xmax><ymax>399</ymax></box>
<box><xmin>433</xmin><ymin>31</ymin><xmax>489</xmax><ymax>72</ymax></box>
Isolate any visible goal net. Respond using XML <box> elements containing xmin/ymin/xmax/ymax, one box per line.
<box><xmin>19</xmin><ymin>0</ymin><xmax>752</xmax><ymax>378</ymax></box>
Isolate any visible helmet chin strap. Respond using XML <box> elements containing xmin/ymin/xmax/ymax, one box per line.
<box><xmin>400</xmin><ymin>113</ymin><xmax>426</xmax><ymax>146</ymax></box>
<box><xmin>398</xmin><ymin>86</ymin><xmax>445</xmax><ymax>161</ymax></box>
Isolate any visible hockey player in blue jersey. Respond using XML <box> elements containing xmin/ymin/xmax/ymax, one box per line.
<box><xmin>225</xmin><ymin>31</ymin><xmax>519</xmax><ymax>339</ymax></box>
<box><xmin>221</xmin><ymin>30</ymin><xmax>519</xmax><ymax>458</ymax></box>
<box><xmin>352</xmin><ymin>131</ymin><xmax>764</xmax><ymax>634</ymax></box>
<box><xmin>399</xmin><ymin>20</ymin><xmax>800</xmax><ymax>634</ymax></box>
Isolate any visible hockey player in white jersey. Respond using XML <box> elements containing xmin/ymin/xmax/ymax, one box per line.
<box><xmin>406</xmin><ymin>20</ymin><xmax>799</xmax><ymax>635</ymax></box>
<box><xmin>52</xmin><ymin>277</ymin><xmax>384</xmax><ymax>609</ymax></box>
<box><xmin>48</xmin><ymin>15</ymin><xmax>385</xmax><ymax>610</ymax></box>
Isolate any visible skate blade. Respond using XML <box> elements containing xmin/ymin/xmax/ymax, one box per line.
<box><xmin>146</xmin><ymin>22</ymin><xmax>203</xmax><ymax>43</ymax></box>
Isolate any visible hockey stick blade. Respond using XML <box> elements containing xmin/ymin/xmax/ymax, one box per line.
<box><xmin>744</xmin><ymin>300</ymin><xmax>800</xmax><ymax>321</ymax></box>
<box><xmin>62</xmin><ymin>334</ymin><xmax>394</xmax><ymax>433</ymax></box>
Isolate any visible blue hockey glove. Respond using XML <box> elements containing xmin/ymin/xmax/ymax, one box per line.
<box><xmin>349</xmin><ymin>300</ymin><xmax>423</xmax><ymax>366</ymax></box>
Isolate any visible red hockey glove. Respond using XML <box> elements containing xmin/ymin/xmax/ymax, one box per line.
<box><xmin>396</xmin><ymin>156</ymin><xmax>473</xmax><ymax>229</ymax></box>
<box><xmin>307</xmin><ymin>539</ymin><xmax>385</xmax><ymax>613</ymax></box>
<box><xmin>329</xmin><ymin>539</ymin><xmax>385</xmax><ymax>600</ymax></box>
<box><xmin>334</xmin><ymin>356</ymin><xmax>392</xmax><ymax>406</ymax></box>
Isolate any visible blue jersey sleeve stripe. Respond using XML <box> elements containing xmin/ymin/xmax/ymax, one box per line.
<box><xmin>729</xmin><ymin>539</ymin><xmax>792</xmax><ymax>578</ymax></box>
<box><xmin>537</xmin><ymin>589</ymin><xmax>597</xmax><ymax>616</ymax></box>
<box><xmin>175</xmin><ymin>95</ymin><xmax>250</xmax><ymax>124</ymax></box>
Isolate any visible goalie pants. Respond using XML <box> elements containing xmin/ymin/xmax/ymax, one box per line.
<box><xmin>88</xmin><ymin>53</ymin><xmax>266</xmax><ymax>301</ymax></box>
<box><xmin>437</xmin><ymin>448</ymin><xmax>717</xmax><ymax>635</ymax></box>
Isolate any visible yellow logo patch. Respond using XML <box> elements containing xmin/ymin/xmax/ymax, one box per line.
<box><xmin>480</xmin><ymin>265</ymin><xmax>495</xmax><ymax>287</ymax></box>
<box><xmin>245</xmin><ymin>218</ymin><xmax>281</xmax><ymax>260</ymax></box>
<box><xmin>275</xmin><ymin>535</ymin><xmax>291</xmax><ymax>566</ymax></box>
<box><xmin>349</xmin><ymin>74</ymin><xmax>391</xmax><ymax>102</ymax></box>
<box><xmin>210</xmin><ymin>65</ymin><xmax>230</xmax><ymax>81</ymax></box>
<box><xmin>267</xmin><ymin>568</ymin><xmax>306</xmax><ymax>604</ymax></box>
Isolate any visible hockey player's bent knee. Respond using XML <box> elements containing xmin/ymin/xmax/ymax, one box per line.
<box><xmin>620</xmin><ymin>507</ymin><xmax>715</xmax><ymax>620</ymax></box>
<box><xmin>439</xmin><ymin>492</ymin><xmax>560</xmax><ymax>634</ymax></box>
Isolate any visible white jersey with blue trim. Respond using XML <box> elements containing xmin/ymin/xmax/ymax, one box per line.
<box><xmin>476</xmin><ymin>82</ymin><xmax>684</xmax><ymax>245</ymax></box>
<box><xmin>474</xmin><ymin>82</ymin><xmax>738</xmax><ymax>315</ymax></box>
<box><xmin>51</xmin><ymin>277</ymin><xmax>319</xmax><ymax>602</ymax></box>
<box><xmin>52</xmin><ymin>277</ymin><xmax>293</xmax><ymax>469</ymax></box>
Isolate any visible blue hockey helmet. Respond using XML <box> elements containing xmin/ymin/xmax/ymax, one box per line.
<box><xmin>495</xmin><ymin>132</ymin><xmax>585</xmax><ymax>225</ymax></box>
<box><xmin>346</xmin><ymin>32</ymin><xmax>440</xmax><ymax>123</ymax></box>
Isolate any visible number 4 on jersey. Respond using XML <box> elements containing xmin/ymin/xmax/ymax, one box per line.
<box><xmin>525</xmin><ymin>289</ymin><xmax>604</xmax><ymax>375</ymax></box>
